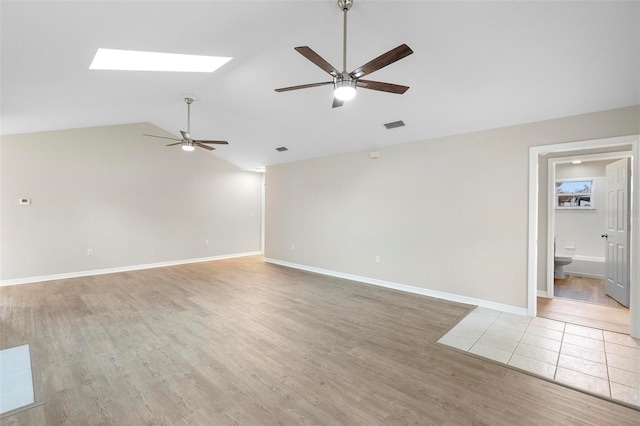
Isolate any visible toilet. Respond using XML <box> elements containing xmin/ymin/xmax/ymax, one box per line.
<box><xmin>554</xmin><ymin>256</ymin><xmax>573</xmax><ymax>279</ymax></box>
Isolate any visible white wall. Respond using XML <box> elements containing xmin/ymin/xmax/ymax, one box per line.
<box><xmin>0</xmin><ymin>123</ymin><xmax>263</xmax><ymax>282</ymax></box>
<box><xmin>265</xmin><ymin>106</ymin><xmax>640</xmax><ymax>310</ymax></box>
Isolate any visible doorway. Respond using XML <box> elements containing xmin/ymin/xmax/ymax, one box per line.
<box><xmin>547</xmin><ymin>153</ymin><xmax>632</xmax><ymax>299</ymax></box>
<box><xmin>541</xmin><ymin>153</ymin><xmax>631</xmax><ymax>334</ymax></box>
<box><xmin>527</xmin><ymin>135</ymin><xmax>640</xmax><ymax>339</ymax></box>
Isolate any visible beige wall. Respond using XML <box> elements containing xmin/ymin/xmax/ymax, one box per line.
<box><xmin>265</xmin><ymin>106</ymin><xmax>640</xmax><ymax>309</ymax></box>
<box><xmin>1</xmin><ymin>123</ymin><xmax>263</xmax><ymax>281</ymax></box>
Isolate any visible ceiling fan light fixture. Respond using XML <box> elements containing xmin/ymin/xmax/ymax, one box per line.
<box><xmin>334</xmin><ymin>79</ymin><xmax>356</xmax><ymax>101</ymax></box>
<box><xmin>182</xmin><ymin>143</ymin><xmax>195</xmax><ymax>152</ymax></box>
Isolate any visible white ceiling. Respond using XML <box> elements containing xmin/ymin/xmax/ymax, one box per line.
<box><xmin>2</xmin><ymin>1</ymin><xmax>639</xmax><ymax>170</ymax></box>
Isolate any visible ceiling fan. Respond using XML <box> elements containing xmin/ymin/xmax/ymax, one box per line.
<box><xmin>275</xmin><ymin>0</ymin><xmax>413</xmax><ymax>108</ymax></box>
<box><xmin>143</xmin><ymin>97</ymin><xmax>229</xmax><ymax>152</ymax></box>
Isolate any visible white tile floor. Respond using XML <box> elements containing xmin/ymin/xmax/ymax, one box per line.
<box><xmin>0</xmin><ymin>344</ymin><xmax>35</xmax><ymax>416</ymax></box>
<box><xmin>438</xmin><ymin>307</ymin><xmax>640</xmax><ymax>408</ymax></box>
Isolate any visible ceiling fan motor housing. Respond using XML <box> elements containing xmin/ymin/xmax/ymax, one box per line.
<box><xmin>338</xmin><ymin>0</ymin><xmax>353</xmax><ymax>11</ymax></box>
<box><xmin>334</xmin><ymin>72</ymin><xmax>357</xmax><ymax>101</ymax></box>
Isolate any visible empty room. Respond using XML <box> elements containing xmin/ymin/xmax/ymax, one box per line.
<box><xmin>1</xmin><ymin>1</ymin><xmax>639</xmax><ymax>424</ymax></box>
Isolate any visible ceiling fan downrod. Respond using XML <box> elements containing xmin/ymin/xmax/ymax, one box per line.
<box><xmin>338</xmin><ymin>0</ymin><xmax>353</xmax><ymax>74</ymax></box>
<box><xmin>335</xmin><ymin>0</ymin><xmax>356</xmax><ymax>101</ymax></box>
<box><xmin>185</xmin><ymin>97</ymin><xmax>193</xmax><ymax>135</ymax></box>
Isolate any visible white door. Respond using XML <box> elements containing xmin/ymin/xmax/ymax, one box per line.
<box><xmin>604</xmin><ymin>157</ymin><xmax>631</xmax><ymax>307</ymax></box>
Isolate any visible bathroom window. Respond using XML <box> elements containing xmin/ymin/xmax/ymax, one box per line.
<box><xmin>555</xmin><ymin>179</ymin><xmax>594</xmax><ymax>209</ymax></box>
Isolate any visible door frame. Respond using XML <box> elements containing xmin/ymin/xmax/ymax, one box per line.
<box><xmin>527</xmin><ymin>135</ymin><xmax>640</xmax><ymax>338</ymax></box>
<box><xmin>546</xmin><ymin>151</ymin><xmax>632</xmax><ymax>300</ymax></box>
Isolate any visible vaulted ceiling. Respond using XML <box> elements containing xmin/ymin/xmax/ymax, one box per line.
<box><xmin>2</xmin><ymin>1</ymin><xmax>638</xmax><ymax>170</ymax></box>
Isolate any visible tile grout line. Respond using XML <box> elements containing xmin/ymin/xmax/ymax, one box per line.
<box><xmin>553</xmin><ymin>321</ymin><xmax>567</xmax><ymax>381</ymax></box>
<box><xmin>558</xmin><ymin>327</ymin><xmax>615</xmax><ymax>395</ymax></box>
<box><xmin>505</xmin><ymin>315</ymin><xmax>533</xmax><ymax>365</ymax></box>
<box><xmin>513</xmin><ymin>318</ymin><xmax>564</xmax><ymax>375</ymax></box>
<box><xmin>467</xmin><ymin>309</ymin><xmax>500</xmax><ymax>353</ymax></box>
<box><xmin>602</xmin><ymin>331</ymin><xmax>613</xmax><ymax>398</ymax></box>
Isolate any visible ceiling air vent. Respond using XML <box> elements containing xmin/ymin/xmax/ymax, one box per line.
<box><xmin>275</xmin><ymin>146</ymin><xmax>288</xmax><ymax>152</ymax></box>
<box><xmin>384</xmin><ymin>120</ymin><xmax>405</xmax><ymax>129</ymax></box>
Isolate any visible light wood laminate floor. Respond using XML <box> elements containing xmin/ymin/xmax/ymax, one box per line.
<box><xmin>1</xmin><ymin>256</ymin><xmax>638</xmax><ymax>425</ymax></box>
<box><xmin>554</xmin><ymin>275</ymin><xmax>626</xmax><ymax>308</ymax></box>
<box><xmin>538</xmin><ymin>297</ymin><xmax>630</xmax><ymax>334</ymax></box>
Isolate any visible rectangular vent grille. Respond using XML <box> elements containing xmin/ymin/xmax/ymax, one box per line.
<box><xmin>384</xmin><ymin>120</ymin><xmax>405</xmax><ymax>129</ymax></box>
<box><xmin>275</xmin><ymin>146</ymin><xmax>288</xmax><ymax>152</ymax></box>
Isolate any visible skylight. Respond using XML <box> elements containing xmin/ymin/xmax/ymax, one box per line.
<box><xmin>89</xmin><ymin>48</ymin><xmax>232</xmax><ymax>72</ymax></box>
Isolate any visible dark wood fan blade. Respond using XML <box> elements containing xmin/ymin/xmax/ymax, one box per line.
<box><xmin>332</xmin><ymin>98</ymin><xmax>344</xmax><ymax>108</ymax></box>
<box><xmin>349</xmin><ymin>44</ymin><xmax>413</xmax><ymax>79</ymax></box>
<box><xmin>193</xmin><ymin>140</ymin><xmax>229</xmax><ymax>145</ymax></box>
<box><xmin>165</xmin><ymin>142</ymin><xmax>182</xmax><ymax>146</ymax></box>
<box><xmin>294</xmin><ymin>46</ymin><xmax>341</xmax><ymax>78</ymax></box>
<box><xmin>275</xmin><ymin>81</ymin><xmax>334</xmax><ymax>92</ymax></box>
<box><xmin>357</xmin><ymin>80</ymin><xmax>409</xmax><ymax>94</ymax></box>
<box><xmin>195</xmin><ymin>143</ymin><xmax>215</xmax><ymax>151</ymax></box>
<box><xmin>143</xmin><ymin>134</ymin><xmax>182</xmax><ymax>142</ymax></box>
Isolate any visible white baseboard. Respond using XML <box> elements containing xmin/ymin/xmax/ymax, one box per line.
<box><xmin>564</xmin><ymin>271</ymin><xmax>605</xmax><ymax>280</ymax></box>
<box><xmin>265</xmin><ymin>258</ymin><xmax>529</xmax><ymax>317</ymax></box>
<box><xmin>0</xmin><ymin>251</ymin><xmax>262</xmax><ymax>287</ymax></box>
<box><xmin>563</xmin><ymin>255</ymin><xmax>605</xmax><ymax>280</ymax></box>
<box><xmin>537</xmin><ymin>290</ymin><xmax>551</xmax><ymax>298</ymax></box>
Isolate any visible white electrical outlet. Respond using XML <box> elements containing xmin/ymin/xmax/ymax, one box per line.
<box><xmin>291</xmin><ymin>244</ymin><xmax>295</xmax><ymax>251</ymax></box>
<box><xmin>87</xmin><ymin>249</ymin><xmax>93</xmax><ymax>256</ymax></box>
<box><xmin>375</xmin><ymin>255</ymin><xmax>380</xmax><ymax>263</ymax></box>
<box><xmin>205</xmin><ymin>240</ymin><xmax>209</xmax><ymax>246</ymax></box>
